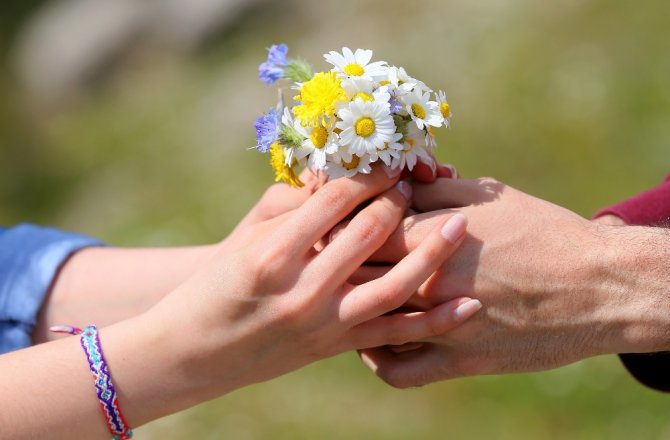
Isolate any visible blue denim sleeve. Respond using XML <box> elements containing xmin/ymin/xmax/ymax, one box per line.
<box><xmin>0</xmin><ymin>224</ymin><xmax>103</xmax><ymax>354</ymax></box>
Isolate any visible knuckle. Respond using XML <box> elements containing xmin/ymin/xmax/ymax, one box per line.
<box><xmin>253</xmin><ymin>245</ymin><xmax>288</xmax><ymax>284</ymax></box>
<box><xmin>351</xmin><ymin>213</ymin><xmax>383</xmax><ymax>245</ymax></box>
<box><xmin>318</xmin><ymin>182</ymin><xmax>352</xmax><ymax>211</ymax></box>
<box><xmin>372</xmin><ymin>286</ymin><xmax>403</xmax><ymax>312</ymax></box>
<box><xmin>419</xmin><ymin>242</ymin><xmax>442</xmax><ymax>264</ymax></box>
<box><xmin>426</xmin><ymin>315</ymin><xmax>449</xmax><ymax>337</ymax></box>
<box><xmin>386</xmin><ymin>325</ymin><xmax>411</xmax><ymax>347</ymax></box>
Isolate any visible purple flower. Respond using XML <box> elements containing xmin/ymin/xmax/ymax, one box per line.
<box><xmin>259</xmin><ymin>44</ymin><xmax>288</xmax><ymax>85</ymax></box>
<box><xmin>389</xmin><ymin>97</ymin><xmax>403</xmax><ymax>114</ymax></box>
<box><xmin>254</xmin><ymin>108</ymin><xmax>280</xmax><ymax>153</ymax></box>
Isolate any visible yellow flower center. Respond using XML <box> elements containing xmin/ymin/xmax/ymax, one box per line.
<box><xmin>380</xmin><ymin>142</ymin><xmax>389</xmax><ymax>151</ymax></box>
<box><xmin>310</xmin><ymin>126</ymin><xmax>328</xmax><ymax>149</ymax></box>
<box><xmin>293</xmin><ymin>72</ymin><xmax>347</xmax><ymax>127</ymax></box>
<box><xmin>355</xmin><ymin>117</ymin><xmax>375</xmax><ymax>137</ymax></box>
<box><xmin>342</xmin><ymin>155</ymin><xmax>361</xmax><ymax>170</ymax></box>
<box><xmin>411</xmin><ymin>103</ymin><xmax>426</xmax><ymax>120</ymax></box>
<box><xmin>344</xmin><ymin>63</ymin><xmax>365</xmax><ymax>76</ymax></box>
<box><xmin>440</xmin><ymin>102</ymin><xmax>450</xmax><ymax>119</ymax></box>
<box><xmin>379</xmin><ymin>80</ymin><xmax>390</xmax><ymax>86</ymax></box>
<box><xmin>405</xmin><ymin>139</ymin><xmax>415</xmax><ymax>151</ymax></box>
<box><xmin>269</xmin><ymin>142</ymin><xmax>304</xmax><ymax>188</ymax></box>
<box><xmin>352</xmin><ymin>92</ymin><xmax>373</xmax><ymax>102</ymax></box>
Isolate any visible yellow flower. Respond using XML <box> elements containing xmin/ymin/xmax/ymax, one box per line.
<box><xmin>269</xmin><ymin>142</ymin><xmax>304</xmax><ymax>188</ymax></box>
<box><xmin>293</xmin><ymin>72</ymin><xmax>347</xmax><ymax>127</ymax></box>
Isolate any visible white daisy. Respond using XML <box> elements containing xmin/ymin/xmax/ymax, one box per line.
<box><xmin>336</xmin><ymin>98</ymin><xmax>395</xmax><ymax>156</ymax></box>
<box><xmin>425</xmin><ymin>126</ymin><xmax>438</xmax><ymax>150</ymax></box>
<box><xmin>393</xmin><ymin>124</ymin><xmax>432</xmax><ymax>171</ymax></box>
<box><xmin>342</xmin><ymin>77</ymin><xmax>375</xmax><ymax>102</ymax></box>
<box><xmin>341</xmin><ymin>82</ymin><xmax>392</xmax><ymax>109</ymax></box>
<box><xmin>369</xmin><ymin>131</ymin><xmax>403</xmax><ymax>166</ymax></box>
<box><xmin>404</xmin><ymin>88</ymin><xmax>443</xmax><ymax>130</ymax></box>
<box><xmin>437</xmin><ymin>90</ymin><xmax>452</xmax><ymax>127</ymax></box>
<box><xmin>324</xmin><ymin>47</ymin><xmax>388</xmax><ymax>86</ymax></box>
<box><xmin>325</xmin><ymin>151</ymin><xmax>372</xmax><ymax>179</ymax></box>
<box><xmin>381</xmin><ymin>66</ymin><xmax>414</xmax><ymax>96</ymax></box>
<box><xmin>280</xmin><ymin>107</ymin><xmax>302</xmax><ymax>166</ymax></box>
<box><xmin>382</xmin><ymin>66</ymin><xmax>430</xmax><ymax>96</ymax></box>
<box><xmin>293</xmin><ymin>121</ymin><xmax>339</xmax><ymax>170</ymax></box>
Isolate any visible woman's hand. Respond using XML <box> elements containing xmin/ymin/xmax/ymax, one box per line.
<box><xmin>34</xmin><ymin>169</ymin><xmax>327</xmax><ymax>341</ymax></box>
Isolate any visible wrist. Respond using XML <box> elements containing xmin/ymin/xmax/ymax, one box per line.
<box><xmin>592</xmin><ymin>225</ymin><xmax>670</xmax><ymax>354</ymax></box>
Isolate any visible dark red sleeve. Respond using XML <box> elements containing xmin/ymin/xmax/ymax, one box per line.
<box><xmin>594</xmin><ymin>174</ymin><xmax>670</xmax><ymax>226</ymax></box>
<box><xmin>593</xmin><ymin>173</ymin><xmax>670</xmax><ymax>392</ymax></box>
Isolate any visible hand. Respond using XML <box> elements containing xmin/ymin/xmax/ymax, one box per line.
<box><xmin>232</xmin><ymin>168</ymin><xmax>327</xmax><ymax>231</ymax></box>
<box><xmin>34</xmin><ymin>169</ymin><xmax>327</xmax><ymax>342</ymax></box>
<box><xmin>357</xmin><ymin>177</ymin><xmax>653</xmax><ymax>388</ymax></box>
<box><xmin>142</xmin><ymin>166</ymin><xmax>479</xmax><ymax>407</ymax></box>
<box><xmin>405</xmin><ymin>155</ymin><xmax>459</xmax><ymax>183</ymax></box>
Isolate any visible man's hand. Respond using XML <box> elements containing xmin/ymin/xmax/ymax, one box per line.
<box><xmin>357</xmin><ymin>177</ymin><xmax>670</xmax><ymax>388</ymax></box>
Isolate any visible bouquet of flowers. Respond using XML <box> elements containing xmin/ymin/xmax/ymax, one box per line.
<box><xmin>254</xmin><ymin>44</ymin><xmax>452</xmax><ymax>187</ymax></box>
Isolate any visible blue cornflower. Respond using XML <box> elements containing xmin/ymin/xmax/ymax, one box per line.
<box><xmin>259</xmin><ymin>44</ymin><xmax>288</xmax><ymax>85</ymax></box>
<box><xmin>254</xmin><ymin>108</ymin><xmax>280</xmax><ymax>153</ymax></box>
<box><xmin>389</xmin><ymin>97</ymin><xmax>404</xmax><ymax>114</ymax></box>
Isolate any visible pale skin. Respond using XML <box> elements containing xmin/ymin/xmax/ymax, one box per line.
<box><xmin>356</xmin><ymin>177</ymin><xmax>670</xmax><ymax>388</ymax></box>
<box><xmin>0</xmin><ymin>165</ymin><xmax>481</xmax><ymax>439</ymax></box>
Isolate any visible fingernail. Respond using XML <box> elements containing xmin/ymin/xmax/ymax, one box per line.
<box><xmin>395</xmin><ymin>181</ymin><xmax>412</xmax><ymax>201</ymax></box>
<box><xmin>441</xmin><ymin>163</ymin><xmax>458</xmax><ymax>179</ymax></box>
<box><xmin>384</xmin><ymin>164</ymin><xmax>402</xmax><ymax>179</ymax></box>
<box><xmin>389</xmin><ymin>342</ymin><xmax>424</xmax><ymax>353</ymax></box>
<box><xmin>424</xmin><ymin>156</ymin><xmax>437</xmax><ymax>177</ymax></box>
<box><xmin>441</xmin><ymin>213</ymin><xmax>467</xmax><ymax>243</ymax></box>
<box><xmin>453</xmin><ymin>299</ymin><xmax>482</xmax><ymax>322</ymax></box>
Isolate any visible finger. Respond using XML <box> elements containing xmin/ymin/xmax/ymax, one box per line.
<box><xmin>339</xmin><ymin>213</ymin><xmax>467</xmax><ymax>325</ymax></box>
<box><xmin>410</xmin><ymin>155</ymin><xmax>437</xmax><ymax>183</ymax></box>
<box><xmin>389</xmin><ymin>342</ymin><xmax>425</xmax><ymax>353</ymax></box>
<box><xmin>349</xmin><ymin>297</ymin><xmax>481</xmax><ymax>349</ymax></box>
<box><xmin>349</xmin><ymin>264</ymin><xmax>446</xmax><ymax>310</ymax></box>
<box><xmin>368</xmin><ymin>210</ymin><xmax>454</xmax><ymax>263</ymax></box>
<box><xmin>359</xmin><ymin>346</ymin><xmax>452</xmax><ymax>388</ymax></box>
<box><xmin>235</xmin><ymin>170</ymin><xmax>322</xmax><ymax>229</ymax></box>
<box><xmin>436</xmin><ymin>163</ymin><xmax>459</xmax><ymax>179</ymax></box>
<box><xmin>306</xmin><ymin>180</ymin><xmax>412</xmax><ymax>288</ymax></box>
<box><xmin>412</xmin><ymin>177</ymin><xmax>503</xmax><ymax>212</ymax></box>
<box><xmin>222</xmin><ymin>209</ymin><xmax>298</xmax><ymax>251</ymax></box>
<box><xmin>347</xmin><ymin>265</ymin><xmax>392</xmax><ymax>285</ymax></box>
<box><xmin>273</xmin><ymin>164</ymin><xmax>402</xmax><ymax>257</ymax></box>
<box><xmin>592</xmin><ymin>214</ymin><xmax>626</xmax><ymax>226</ymax></box>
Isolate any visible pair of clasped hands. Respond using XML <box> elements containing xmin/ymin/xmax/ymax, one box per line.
<box><xmin>30</xmin><ymin>156</ymin><xmax>657</xmax><ymax>434</ymax></box>
<box><xmin>141</xmin><ymin>156</ymin><xmax>613</xmax><ymax>408</ymax></box>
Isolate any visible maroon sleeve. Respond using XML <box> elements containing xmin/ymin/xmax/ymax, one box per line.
<box><xmin>593</xmin><ymin>173</ymin><xmax>670</xmax><ymax>392</ymax></box>
<box><xmin>594</xmin><ymin>174</ymin><xmax>670</xmax><ymax>226</ymax></box>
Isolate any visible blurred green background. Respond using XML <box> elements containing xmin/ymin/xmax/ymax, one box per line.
<box><xmin>1</xmin><ymin>0</ymin><xmax>669</xmax><ymax>438</ymax></box>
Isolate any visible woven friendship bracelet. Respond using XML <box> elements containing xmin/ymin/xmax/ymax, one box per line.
<box><xmin>51</xmin><ymin>324</ymin><xmax>134</xmax><ymax>439</ymax></box>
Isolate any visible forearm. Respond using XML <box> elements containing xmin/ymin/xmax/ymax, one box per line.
<box><xmin>34</xmin><ymin>245</ymin><xmax>217</xmax><ymax>343</ymax></box>
<box><xmin>597</xmin><ymin>225</ymin><xmax>670</xmax><ymax>353</ymax></box>
<box><xmin>0</xmin><ymin>313</ymin><xmax>212</xmax><ymax>439</ymax></box>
